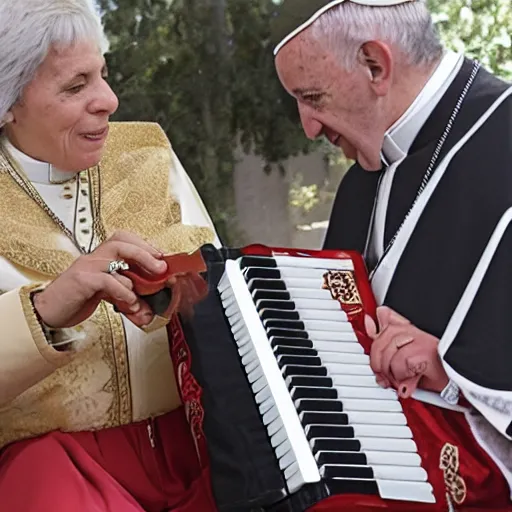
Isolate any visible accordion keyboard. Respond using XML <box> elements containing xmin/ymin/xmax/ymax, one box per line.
<box><xmin>218</xmin><ymin>255</ymin><xmax>435</xmax><ymax>504</ymax></box>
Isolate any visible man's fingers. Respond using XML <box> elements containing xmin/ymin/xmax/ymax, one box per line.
<box><xmin>397</xmin><ymin>376</ymin><xmax>422</xmax><ymax>399</ymax></box>
<box><xmin>365</xmin><ymin>314</ymin><xmax>378</xmax><ymax>339</ymax></box>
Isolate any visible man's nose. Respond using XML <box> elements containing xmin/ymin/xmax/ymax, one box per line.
<box><xmin>298</xmin><ymin>103</ymin><xmax>323</xmax><ymax>140</ymax></box>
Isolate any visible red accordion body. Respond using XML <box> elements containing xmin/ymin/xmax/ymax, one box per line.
<box><xmin>161</xmin><ymin>245</ymin><xmax>511</xmax><ymax>511</ymax></box>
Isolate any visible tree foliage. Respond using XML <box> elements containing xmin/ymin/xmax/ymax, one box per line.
<box><xmin>98</xmin><ymin>0</ymin><xmax>511</xmax><ymax>242</ymax></box>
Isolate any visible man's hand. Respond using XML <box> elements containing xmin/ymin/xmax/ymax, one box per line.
<box><xmin>33</xmin><ymin>231</ymin><xmax>168</xmax><ymax>329</ymax></box>
<box><xmin>365</xmin><ymin>306</ymin><xmax>449</xmax><ymax>398</ymax></box>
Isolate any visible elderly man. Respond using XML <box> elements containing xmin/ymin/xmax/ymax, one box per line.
<box><xmin>273</xmin><ymin>0</ymin><xmax>512</xmax><ymax>509</ymax></box>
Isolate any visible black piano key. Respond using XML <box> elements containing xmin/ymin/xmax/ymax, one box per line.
<box><xmin>287</xmin><ymin>376</ymin><xmax>332</xmax><ymax>388</ymax></box>
<box><xmin>248</xmin><ymin>279</ymin><xmax>287</xmax><ymax>292</ymax></box>
<box><xmin>322</xmin><ymin>465</ymin><xmax>374</xmax><ymax>480</ymax></box>
<box><xmin>316</xmin><ymin>452</ymin><xmax>367</xmax><ymax>466</ymax></box>
<box><xmin>264</xmin><ymin>319</ymin><xmax>305</xmax><ymax>330</ymax></box>
<box><xmin>292</xmin><ymin>387</ymin><xmax>338</xmax><ymax>400</ymax></box>
<box><xmin>278</xmin><ymin>355</ymin><xmax>322</xmax><ymax>367</ymax></box>
<box><xmin>296</xmin><ymin>399</ymin><xmax>343</xmax><ymax>413</ymax></box>
<box><xmin>260</xmin><ymin>309</ymin><xmax>300</xmax><ymax>322</ymax></box>
<box><xmin>301</xmin><ymin>412</ymin><xmax>349</xmax><ymax>426</ymax></box>
<box><xmin>326</xmin><ymin>478</ymin><xmax>379</xmax><ymax>496</ymax></box>
<box><xmin>282</xmin><ymin>365</ymin><xmax>327</xmax><ymax>378</ymax></box>
<box><xmin>273</xmin><ymin>346</ymin><xmax>317</xmax><ymax>357</ymax></box>
<box><xmin>244</xmin><ymin>268</ymin><xmax>281</xmax><ymax>280</ymax></box>
<box><xmin>252</xmin><ymin>290</ymin><xmax>290</xmax><ymax>302</ymax></box>
<box><xmin>238</xmin><ymin>256</ymin><xmax>277</xmax><ymax>269</ymax></box>
<box><xmin>256</xmin><ymin>300</ymin><xmax>296</xmax><ymax>311</ymax></box>
<box><xmin>312</xmin><ymin>439</ymin><xmax>361</xmax><ymax>452</ymax></box>
<box><xmin>270</xmin><ymin>337</ymin><xmax>313</xmax><ymax>350</ymax></box>
<box><xmin>307</xmin><ymin>425</ymin><xmax>355</xmax><ymax>439</ymax></box>
<box><xmin>267</xmin><ymin>328</ymin><xmax>308</xmax><ymax>340</ymax></box>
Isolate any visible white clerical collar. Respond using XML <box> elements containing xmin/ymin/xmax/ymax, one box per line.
<box><xmin>2</xmin><ymin>138</ymin><xmax>79</xmax><ymax>184</ymax></box>
<box><xmin>381</xmin><ymin>51</ymin><xmax>464</xmax><ymax>166</ymax></box>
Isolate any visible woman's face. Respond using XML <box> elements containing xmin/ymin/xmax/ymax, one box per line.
<box><xmin>5</xmin><ymin>39</ymin><xmax>119</xmax><ymax>172</ymax></box>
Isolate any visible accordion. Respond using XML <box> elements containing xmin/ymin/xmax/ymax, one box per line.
<box><xmin>165</xmin><ymin>244</ymin><xmax>508</xmax><ymax>512</ymax></box>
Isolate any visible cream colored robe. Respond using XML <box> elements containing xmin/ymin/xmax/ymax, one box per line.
<box><xmin>0</xmin><ymin>122</ymin><xmax>216</xmax><ymax>449</ymax></box>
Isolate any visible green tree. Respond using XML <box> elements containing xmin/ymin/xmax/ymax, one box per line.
<box><xmin>98</xmin><ymin>0</ymin><xmax>511</xmax><ymax>243</ymax></box>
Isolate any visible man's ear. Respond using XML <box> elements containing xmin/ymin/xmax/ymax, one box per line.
<box><xmin>357</xmin><ymin>40</ymin><xmax>393</xmax><ymax>96</ymax></box>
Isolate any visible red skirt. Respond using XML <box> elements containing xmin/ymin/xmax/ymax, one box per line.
<box><xmin>0</xmin><ymin>407</ymin><xmax>216</xmax><ymax>512</ymax></box>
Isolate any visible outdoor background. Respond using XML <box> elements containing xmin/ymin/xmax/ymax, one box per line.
<box><xmin>97</xmin><ymin>0</ymin><xmax>512</xmax><ymax>248</ymax></box>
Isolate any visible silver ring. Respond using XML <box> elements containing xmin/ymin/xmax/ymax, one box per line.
<box><xmin>107</xmin><ymin>260</ymin><xmax>129</xmax><ymax>274</ymax></box>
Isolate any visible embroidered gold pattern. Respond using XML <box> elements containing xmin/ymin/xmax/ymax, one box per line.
<box><xmin>322</xmin><ymin>270</ymin><xmax>362</xmax><ymax>305</ymax></box>
<box><xmin>0</xmin><ymin>122</ymin><xmax>214</xmax><ymax>449</ymax></box>
<box><xmin>440</xmin><ymin>443</ymin><xmax>467</xmax><ymax>505</ymax></box>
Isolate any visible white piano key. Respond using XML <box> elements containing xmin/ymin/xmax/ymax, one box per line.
<box><xmin>318</xmin><ymin>352</ymin><xmax>370</xmax><ymax>365</ymax></box>
<box><xmin>268</xmin><ymin>416</ymin><xmax>284</xmax><ymax>436</ymax></box>
<box><xmin>331</xmin><ymin>375</ymin><xmax>379</xmax><ymax>388</ymax></box>
<box><xmin>302</xmin><ymin>319</ymin><xmax>356</xmax><ymax>333</ymax></box>
<box><xmin>220</xmin><ymin>261</ymin><xmax>321</xmax><ymax>492</ymax></box>
<box><xmin>284</xmin><ymin>277</ymin><xmax>330</xmax><ymax>290</ymax></box>
<box><xmin>341</xmin><ymin>398</ymin><xmax>403</xmax><ymax>413</ymax></box>
<box><xmin>262</xmin><ymin>405</ymin><xmax>280</xmax><ymax>425</ymax></box>
<box><xmin>247</xmin><ymin>365</ymin><xmax>264</xmax><ymax>383</ymax></box>
<box><xmin>376</xmin><ymin>480</ymin><xmax>435</xmax><ymax>503</ymax></box>
<box><xmin>280</xmin><ymin>449</ymin><xmax>297</xmax><ymax>470</ymax></box>
<box><xmin>308</xmin><ymin>330</ymin><xmax>358</xmax><ymax>342</ymax></box>
<box><xmin>287</xmin><ymin>288</ymin><xmax>333</xmax><ymax>300</ymax></box>
<box><xmin>278</xmin><ymin>267</ymin><xmax>336</xmax><ymax>280</ymax></box>
<box><xmin>352</xmin><ymin>425</ymin><xmax>412</xmax><ymax>439</ymax></box>
<box><xmin>313</xmin><ymin>341</ymin><xmax>364</xmax><ymax>354</ymax></box>
<box><xmin>359</xmin><ymin>438</ymin><xmax>417</xmax><ymax>452</ymax></box>
<box><xmin>333</xmin><ymin>386</ymin><xmax>397</xmax><ymax>401</ymax></box>
<box><xmin>365</xmin><ymin>451</ymin><xmax>422</xmax><ymax>467</ymax></box>
<box><xmin>288</xmin><ymin>298</ymin><xmax>342</xmax><ymax>311</ymax></box>
<box><xmin>251</xmin><ymin>375</ymin><xmax>269</xmax><ymax>394</ymax></box>
<box><xmin>272</xmin><ymin>255</ymin><xmax>354</xmax><ymax>271</ymax></box>
<box><xmin>345</xmin><ymin>411</ymin><xmax>407</xmax><ymax>426</ymax></box>
<box><xmin>372</xmin><ymin>465</ymin><xmax>427</xmax><ymax>482</ymax></box>
<box><xmin>323</xmin><ymin>363</ymin><xmax>375</xmax><ymax>376</ymax></box>
<box><xmin>287</xmin><ymin>308</ymin><xmax>348</xmax><ymax>322</ymax></box>
<box><xmin>259</xmin><ymin>397</ymin><xmax>275</xmax><ymax>415</ymax></box>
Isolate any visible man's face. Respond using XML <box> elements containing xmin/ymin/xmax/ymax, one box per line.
<box><xmin>275</xmin><ymin>34</ymin><xmax>388</xmax><ymax>171</ymax></box>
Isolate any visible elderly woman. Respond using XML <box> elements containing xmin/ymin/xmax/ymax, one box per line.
<box><xmin>0</xmin><ymin>1</ymin><xmax>220</xmax><ymax>510</ymax></box>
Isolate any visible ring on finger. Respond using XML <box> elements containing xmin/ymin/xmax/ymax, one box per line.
<box><xmin>107</xmin><ymin>259</ymin><xmax>130</xmax><ymax>274</ymax></box>
<box><xmin>394</xmin><ymin>335</ymin><xmax>414</xmax><ymax>350</ymax></box>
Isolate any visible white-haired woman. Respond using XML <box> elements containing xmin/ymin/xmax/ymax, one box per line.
<box><xmin>0</xmin><ymin>1</ymin><xmax>219</xmax><ymax>510</ymax></box>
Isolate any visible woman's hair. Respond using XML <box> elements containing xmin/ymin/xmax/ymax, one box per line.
<box><xmin>0</xmin><ymin>0</ymin><xmax>109</xmax><ymax>123</ymax></box>
<box><xmin>311</xmin><ymin>0</ymin><xmax>443</xmax><ymax>71</ymax></box>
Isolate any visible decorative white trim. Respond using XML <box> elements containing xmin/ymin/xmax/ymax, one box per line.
<box><xmin>371</xmin><ymin>86</ymin><xmax>512</xmax><ymax>305</ymax></box>
<box><xmin>273</xmin><ymin>0</ymin><xmax>415</xmax><ymax>55</ymax></box>
<box><xmin>438</xmin><ymin>205</ymin><xmax>512</xmax><ymax>355</ymax></box>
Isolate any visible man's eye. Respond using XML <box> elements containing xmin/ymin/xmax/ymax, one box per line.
<box><xmin>67</xmin><ymin>84</ymin><xmax>85</xmax><ymax>94</ymax></box>
<box><xmin>304</xmin><ymin>93</ymin><xmax>323</xmax><ymax>103</ymax></box>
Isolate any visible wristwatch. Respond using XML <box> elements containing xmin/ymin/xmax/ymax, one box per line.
<box><xmin>441</xmin><ymin>380</ymin><xmax>460</xmax><ymax>406</ymax></box>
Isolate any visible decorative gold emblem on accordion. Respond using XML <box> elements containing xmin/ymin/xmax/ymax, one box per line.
<box><xmin>322</xmin><ymin>270</ymin><xmax>362</xmax><ymax>306</ymax></box>
<box><xmin>440</xmin><ymin>443</ymin><xmax>467</xmax><ymax>505</ymax></box>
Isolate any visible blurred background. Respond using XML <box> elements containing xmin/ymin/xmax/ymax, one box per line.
<box><xmin>96</xmin><ymin>0</ymin><xmax>512</xmax><ymax>248</ymax></box>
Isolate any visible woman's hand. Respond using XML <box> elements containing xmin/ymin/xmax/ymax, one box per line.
<box><xmin>365</xmin><ymin>306</ymin><xmax>449</xmax><ymax>398</ymax></box>
<box><xmin>32</xmin><ymin>231</ymin><xmax>168</xmax><ymax>329</ymax></box>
